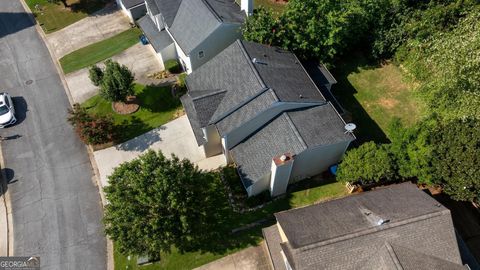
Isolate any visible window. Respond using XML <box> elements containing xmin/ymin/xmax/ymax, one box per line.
<box><xmin>198</xmin><ymin>51</ymin><xmax>205</xmax><ymax>59</ymax></box>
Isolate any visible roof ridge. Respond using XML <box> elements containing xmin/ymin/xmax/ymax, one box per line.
<box><xmin>200</xmin><ymin>0</ymin><xmax>223</xmax><ymax>22</ymax></box>
<box><xmin>283</xmin><ymin>112</ymin><xmax>308</xmax><ymax>150</ymax></box>
<box><xmin>295</xmin><ymin>209</ymin><xmax>451</xmax><ymax>252</ymax></box>
<box><xmin>191</xmin><ymin>89</ymin><xmax>227</xmax><ymax>100</ymax></box>
<box><xmin>237</xmin><ymin>40</ymin><xmax>267</xmax><ymax>88</ymax></box>
<box><xmin>384</xmin><ymin>242</ymin><xmax>405</xmax><ymax>270</ymax></box>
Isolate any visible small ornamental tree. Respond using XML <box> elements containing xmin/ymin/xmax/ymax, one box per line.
<box><xmin>88</xmin><ymin>65</ymin><xmax>104</xmax><ymax>87</ymax></box>
<box><xmin>67</xmin><ymin>104</ymin><xmax>116</xmax><ymax>145</ymax></box>
<box><xmin>103</xmin><ymin>150</ymin><xmax>227</xmax><ymax>257</ymax></box>
<box><xmin>100</xmin><ymin>60</ymin><xmax>134</xmax><ymax>103</ymax></box>
<box><xmin>337</xmin><ymin>142</ymin><xmax>396</xmax><ymax>185</ymax></box>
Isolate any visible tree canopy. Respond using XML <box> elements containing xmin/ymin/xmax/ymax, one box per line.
<box><xmin>99</xmin><ymin>59</ymin><xmax>134</xmax><ymax>103</ymax></box>
<box><xmin>103</xmin><ymin>150</ymin><xmax>227</xmax><ymax>257</ymax></box>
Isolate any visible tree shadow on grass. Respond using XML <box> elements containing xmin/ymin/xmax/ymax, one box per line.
<box><xmin>136</xmin><ymin>84</ymin><xmax>181</xmax><ymax>113</ymax></box>
<box><xmin>331</xmin><ymin>51</ymin><xmax>389</xmax><ymax>144</ymax></box>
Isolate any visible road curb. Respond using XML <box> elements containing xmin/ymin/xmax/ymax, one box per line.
<box><xmin>0</xmin><ymin>143</ymin><xmax>12</xmax><ymax>256</ymax></box>
<box><xmin>18</xmin><ymin>1</ymin><xmax>114</xmax><ymax>269</ymax></box>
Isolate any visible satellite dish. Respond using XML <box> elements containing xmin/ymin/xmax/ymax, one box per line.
<box><xmin>344</xmin><ymin>123</ymin><xmax>356</xmax><ymax>134</ymax></box>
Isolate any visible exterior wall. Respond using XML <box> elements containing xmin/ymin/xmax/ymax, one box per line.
<box><xmin>130</xmin><ymin>4</ymin><xmax>147</xmax><ymax>21</ymax></box>
<box><xmin>159</xmin><ymin>43</ymin><xmax>177</xmax><ymax>63</ymax></box>
<box><xmin>224</xmin><ymin>102</ymin><xmax>321</xmax><ymax>150</ymax></box>
<box><xmin>202</xmin><ymin>125</ymin><xmax>223</xmax><ymax>157</ymax></box>
<box><xmin>277</xmin><ymin>223</ymin><xmax>288</xmax><ymax>243</ymax></box>
<box><xmin>188</xmin><ymin>23</ymin><xmax>242</xmax><ymax>72</ymax></box>
<box><xmin>246</xmin><ymin>173</ymin><xmax>270</xmax><ymax>197</ymax></box>
<box><xmin>290</xmin><ymin>140</ymin><xmax>352</xmax><ymax>182</ymax></box>
<box><xmin>171</xmin><ymin>37</ymin><xmax>193</xmax><ymax>73</ymax></box>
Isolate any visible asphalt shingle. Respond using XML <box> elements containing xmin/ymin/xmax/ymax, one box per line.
<box><xmin>137</xmin><ymin>15</ymin><xmax>173</xmax><ymax>52</ymax></box>
<box><xmin>121</xmin><ymin>0</ymin><xmax>145</xmax><ymax>9</ymax></box>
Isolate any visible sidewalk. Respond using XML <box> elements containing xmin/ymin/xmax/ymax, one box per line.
<box><xmin>65</xmin><ymin>43</ymin><xmax>165</xmax><ymax>103</ymax></box>
<box><xmin>46</xmin><ymin>5</ymin><xmax>131</xmax><ymax>58</ymax></box>
<box><xmin>0</xmin><ymin>179</ymin><xmax>8</xmax><ymax>256</ymax></box>
<box><xmin>93</xmin><ymin>115</ymin><xmax>226</xmax><ymax>188</ymax></box>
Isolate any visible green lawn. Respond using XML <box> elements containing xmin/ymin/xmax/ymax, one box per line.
<box><xmin>332</xmin><ymin>53</ymin><xmax>423</xmax><ymax>143</ymax></box>
<box><xmin>82</xmin><ymin>84</ymin><xmax>182</xmax><ymax>144</ymax></box>
<box><xmin>26</xmin><ymin>0</ymin><xmax>105</xmax><ymax>33</ymax></box>
<box><xmin>114</xmin><ymin>169</ymin><xmax>348</xmax><ymax>270</ymax></box>
<box><xmin>60</xmin><ymin>28</ymin><xmax>142</xmax><ymax>74</ymax></box>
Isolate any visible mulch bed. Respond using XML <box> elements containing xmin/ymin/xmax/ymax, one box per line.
<box><xmin>112</xmin><ymin>96</ymin><xmax>139</xmax><ymax>115</ymax></box>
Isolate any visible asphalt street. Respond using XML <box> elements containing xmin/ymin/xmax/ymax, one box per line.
<box><xmin>0</xmin><ymin>1</ymin><xmax>107</xmax><ymax>269</ymax></box>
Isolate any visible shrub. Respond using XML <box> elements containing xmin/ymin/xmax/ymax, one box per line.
<box><xmin>67</xmin><ymin>104</ymin><xmax>116</xmax><ymax>145</ymax></box>
<box><xmin>100</xmin><ymin>59</ymin><xmax>135</xmax><ymax>103</ymax></box>
<box><xmin>88</xmin><ymin>65</ymin><xmax>104</xmax><ymax>86</ymax></box>
<box><xmin>164</xmin><ymin>59</ymin><xmax>181</xmax><ymax>74</ymax></box>
<box><xmin>337</xmin><ymin>142</ymin><xmax>396</xmax><ymax>185</ymax></box>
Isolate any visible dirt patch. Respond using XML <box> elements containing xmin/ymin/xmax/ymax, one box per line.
<box><xmin>378</xmin><ymin>98</ymin><xmax>398</xmax><ymax>109</ymax></box>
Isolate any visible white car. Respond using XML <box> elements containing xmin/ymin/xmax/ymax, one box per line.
<box><xmin>0</xmin><ymin>93</ymin><xmax>16</xmax><ymax>128</ymax></box>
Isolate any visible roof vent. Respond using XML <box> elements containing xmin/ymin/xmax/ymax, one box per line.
<box><xmin>377</xmin><ymin>219</ymin><xmax>390</xmax><ymax>225</ymax></box>
<box><xmin>344</xmin><ymin>123</ymin><xmax>356</xmax><ymax>134</ymax></box>
<box><xmin>299</xmin><ymin>94</ymin><xmax>303</xmax><ymax>99</ymax></box>
<box><xmin>252</xmin><ymin>58</ymin><xmax>267</xmax><ymax>65</ymax></box>
<box><xmin>280</xmin><ymin>155</ymin><xmax>287</xmax><ymax>161</ymax></box>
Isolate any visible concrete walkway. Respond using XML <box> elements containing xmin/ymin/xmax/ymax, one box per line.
<box><xmin>65</xmin><ymin>43</ymin><xmax>166</xmax><ymax>103</ymax></box>
<box><xmin>46</xmin><ymin>5</ymin><xmax>131</xmax><ymax>58</ymax></box>
<box><xmin>195</xmin><ymin>243</ymin><xmax>273</xmax><ymax>270</ymax></box>
<box><xmin>93</xmin><ymin>115</ymin><xmax>226</xmax><ymax>188</ymax></box>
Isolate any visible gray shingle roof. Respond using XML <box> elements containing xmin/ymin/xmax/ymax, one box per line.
<box><xmin>180</xmin><ymin>94</ymin><xmax>206</xmax><ymax>145</ymax></box>
<box><xmin>242</xmin><ymin>41</ymin><xmax>326</xmax><ymax>103</ymax></box>
<box><xmin>169</xmin><ymin>0</ymin><xmax>221</xmax><ymax>54</ymax></box>
<box><xmin>263</xmin><ymin>225</ymin><xmax>287</xmax><ymax>270</ymax></box>
<box><xmin>230</xmin><ymin>113</ymin><xmax>306</xmax><ymax>188</ymax></box>
<box><xmin>287</xmin><ymin>103</ymin><xmax>354</xmax><ymax>147</ymax></box>
<box><xmin>121</xmin><ymin>0</ymin><xmax>145</xmax><ymax>9</ymax></box>
<box><xmin>137</xmin><ymin>16</ymin><xmax>173</xmax><ymax>52</ymax></box>
<box><xmin>270</xmin><ymin>183</ymin><xmax>464</xmax><ymax>269</ymax></box>
<box><xmin>153</xmin><ymin>0</ymin><xmax>182</xmax><ymax>26</ymax></box>
<box><xmin>203</xmin><ymin>0</ymin><xmax>245</xmax><ymax>23</ymax></box>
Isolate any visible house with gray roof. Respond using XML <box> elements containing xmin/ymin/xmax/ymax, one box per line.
<box><xmin>137</xmin><ymin>0</ymin><xmax>251</xmax><ymax>73</ymax></box>
<box><xmin>263</xmin><ymin>183</ymin><xmax>474</xmax><ymax>270</ymax></box>
<box><xmin>181</xmin><ymin>40</ymin><xmax>355</xmax><ymax>197</ymax></box>
<box><xmin>116</xmin><ymin>0</ymin><xmax>147</xmax><ymax>22</ymax></box>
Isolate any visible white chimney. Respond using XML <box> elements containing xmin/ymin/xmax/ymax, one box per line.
<box><xmin>270</xmin><ymin>153</ymin><xmax>294</xmax><ymax>197</ymax></box>
<box><xmin>241</xmin><ymin>0</ymin><xmax>253</xmax><ymax>16</ymax></box>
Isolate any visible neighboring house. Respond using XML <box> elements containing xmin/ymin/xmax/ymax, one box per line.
<box><xmin>137</xmin><ymin>0</ymin><xmax>250</xmax><ymax>73</ymax></box>
<box><xmin>116</xmin><ymin>0</ymin><xmax>147</xmax><ymax>22</ymax></box>
<box><xmin>181</xmin><ymin>40</ymin><xmax>355</xmax><ymax>197</ymax></box>
<box><xmin>263</xmin><ymin>183</ymin><xmax>476</xmax><ymax>270</ymax></box>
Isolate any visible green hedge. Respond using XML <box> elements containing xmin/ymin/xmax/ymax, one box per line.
<box><xmin>164</xmin><ymin>59</ymin><xmax>182</xmax><ymax>74</ymax></box>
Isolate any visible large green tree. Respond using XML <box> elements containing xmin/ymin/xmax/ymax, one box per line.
<box><xmin>430</xmin><ymin>119</ymin><xmax>480</xmax><ymax>202</ymax></box>
<box><xmin>100</xmin><ymin>59</ymin><xmax>135</xmax><ymax>103</ymax></box>
<box><xmin>103</xmin><ymin>150</ymin><xmax>226</xmax><ymax>257</ymax></box>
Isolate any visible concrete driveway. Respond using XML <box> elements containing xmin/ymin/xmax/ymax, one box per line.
<box><xmin>93</xmin><ymin>115</ymin><xmax>226</xmax><ymax>188</ymax></box>
<box><xmin>195</xmin><ymin>244</ymin><xmax>273</xmax><ymax>270</ymax></box>
<box><xmin>46</xmin><ymin>5</ymin><xmax>131</xmax><ymax>58</ymax></box>
<box><xmin>65</xmin><ymin>43</ymin><xmax>165</xmax><ymax>103</ymax></box>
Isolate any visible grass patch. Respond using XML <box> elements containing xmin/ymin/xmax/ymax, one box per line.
<box><xmin>82</xmin><ymin>84</ymin><xmax>182</xmax><ymax>145</ymax></box>
<box><xmin>332</xmin><ymin>52</ymin><xmax>423</xmax><ymax>143</ymax></box>
<box><xmin>113</xmin><ymin>168</ymin><xmax>348</xmax><ymax>269</ymax></box>
<box><xmin>26</xmin><ymin>0</ymin><xmax>105</xmax><ymax>33</ymax></box>
<box><xmin>60</xmin><ymin>28</ymin><xmax>142</xmax><ymax>74</ymax></box>
<box><xmin>254</xmin><ymin>0</ymin><xmax>286</xmax><ymax>14</ymax></box>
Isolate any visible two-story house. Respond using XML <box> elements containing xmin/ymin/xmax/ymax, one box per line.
<box><xmin>181</xmin><ymin>40</ymin><xmax>356</xmax><ymax>197</ymax></box>
<box><xmin>137</xmin><ymin>0</ymin><xmax>251</xmax><ymax>73</ymax></box>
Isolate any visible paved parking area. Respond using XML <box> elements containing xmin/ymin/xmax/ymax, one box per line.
<box><xmin>93</xmin><ymin>115</ymin><xmax>226</xmax><ymax>188</ymax></box>
<box><xmin>46</xmin><ymin>5</ymin><xmax>131</xmax><ymax>58</ymax></box>
<box><xmin>65</xmin><ymin>43</ymin><xmax>164</xmax><ymax>103</ymax></box>
<box><xmin>195</xmin><ymin>243</ymin><xmax>272</xmax><ymax>270</ymax></box>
